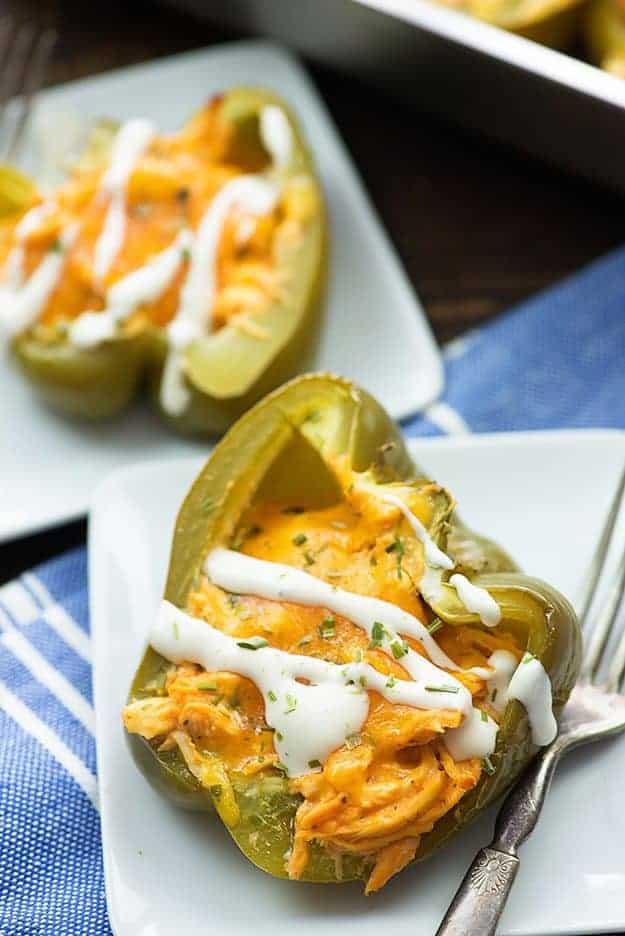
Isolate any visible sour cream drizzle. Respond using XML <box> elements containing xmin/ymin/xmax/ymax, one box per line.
<box><xmin>508</xmin><ymin>656</ymin><xmax>557</xmax><ymax>745</ymax></box>
<box><xmin>93</xmin><ymin>118</ymin><xmax>155</xmax><ymax>282</ymax></box>
<box><xmin>486</xmin><ymin>649</ymin><xmax>518</xmax><ymax>713</ymax></box>
<box><xmin>1</xmin><ymin>109</ymin><xmax>293</xmax><ymax>352</ymax></box>
<box><xmin>151</xmin><ymin>600</ymin><xmax>469</xmax><ymax>777</ymax></box>
<box><xmin>69</xmin><ymin>229</ymin><xmax>191</xmax><ymax>348</ymax></box>
<box><xmin>16</xmin><ymin>200</ymin><xmax>56</xmax><ymax>240</ymax></box>
<box><xmin>259</xmin><ymin>106</ymin><xmax>293</xmax><ymax>170</ymax></box>
<box><xmin>381</xmin><ymin>492</ymin><xmax>454</xmax><ymax>570</ymax></box>
<box><xmin>0</xmin><ymin>201</ymin><xmax>57</xmax><ymax>335</ymax></box>
<box><xmin>0</xmin><ymin>222</ymin><xmax>78</xmax><ymax>337</ymax></box>
<box><xmin>150</xmin><ymin>474</ymin><xmax>555</xmax><ymax>770</ymax></box>
<box><xmin>486</xmin><ymin>650</ymin><xmax>556</xmax><ymax>745</ymax></box>
<box><xmin>1</xmin><ymin>120</ymin><xmax>154</xmax><ymax>338</ymax></box>
<box><xmin>152</xmin><ymin>547</ymin><xmax>556</xmax><ymax>771</ymax></box>
<box><xmin>160</xmin><ymin>175</ymin><xmax>280</xmax><ymax>416</ymax></box>
<box><xmin>375</xmin><ymin>489</ymin><xmax>499</xmax><ymax>628</ymax></box>
<box><xmin>159</xmin><ymin>107</ymin><xmax>293</xmax><ymax>416</ymax></box>
<box><xmin>204</xmin><ymin>547</ymin><xmax>469</xmax><ymax>680</ymax></box>
<box><xmin>445</xmin><ymin>707</ymin><xmax>499</xmax><ymax>761</ymax></box>
<box><xmin>450</xmin><ymin>573</ymin><xmax>502</xmax><ymax>627</ymax></box>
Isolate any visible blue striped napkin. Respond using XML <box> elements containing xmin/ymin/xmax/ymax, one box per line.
<box><xmin>2</xmin><ymin>245</ymin><xmax>625</xmax><ymax>935</ymax></box>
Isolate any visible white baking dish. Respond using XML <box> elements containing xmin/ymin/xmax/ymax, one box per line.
<box><xmin>164</xmin><ymin>0</ymin><xmax>625</xmax><ymax>189</ymax></box>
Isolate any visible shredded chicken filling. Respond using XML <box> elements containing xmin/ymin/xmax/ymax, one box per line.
<box><xmin>123</xmin><ymin>481</ymin><xmax>522</xmax><ymax>892</ymax></box>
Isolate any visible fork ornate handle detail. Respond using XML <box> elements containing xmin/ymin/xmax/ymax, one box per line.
<box><xmin>436</xmin><ymin>743</ymin><xmax>562</xmax><ymax>936</ymax></box>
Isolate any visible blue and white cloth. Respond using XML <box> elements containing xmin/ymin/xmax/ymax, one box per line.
<box><xmin>2</xmin><ymin>245</ymin><xmax>625</xmax><ymax>935</ymax></box>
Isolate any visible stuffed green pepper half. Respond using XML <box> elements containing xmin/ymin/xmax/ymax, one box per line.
<box><xmin>123</xmin><ymin>374</ymin><xmax>581</xmax><ymax>892</ymax></box>
<box><xmin>0</xmin><ymin>88</ymin><xmax>326</xmax><ymax>434</ymax></box>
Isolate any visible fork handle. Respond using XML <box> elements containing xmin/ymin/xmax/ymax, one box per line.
<box><xmin>435</xmin><ymin>744</ymin><xmax>561</xmax><ymax>936</ymax></box>
<box><xmin>434</xmin><ymin>847</ymin><xmax>519</xmax><ymax>936</ymax></box>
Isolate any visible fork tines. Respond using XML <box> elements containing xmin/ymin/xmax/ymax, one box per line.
<box><xmin>0</xmin><ymin>19</ymin><xmax>56</xmax><ymax>162</ymax></box>
<box><xmin>578</xmin><ymin>463</ymin><xmax>625</xmax><ymax>690</ymax></box>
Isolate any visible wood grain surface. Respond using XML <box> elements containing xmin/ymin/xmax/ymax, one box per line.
<box><xmin>2</xmin><ymin>0</ymin><xmax>625</xmax><ymax>580</ymax></box>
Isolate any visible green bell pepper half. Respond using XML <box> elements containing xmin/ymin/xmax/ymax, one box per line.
<box><xmin>126</xmin><ymin>373</ymin><xmax>581</xmax><ymax>884</ymax></box>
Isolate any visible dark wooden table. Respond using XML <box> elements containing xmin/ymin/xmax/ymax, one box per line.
<box><xmin>3</xmin><ymin>0</ymin><xmax>625</xmax><ymax>584</ymax></box>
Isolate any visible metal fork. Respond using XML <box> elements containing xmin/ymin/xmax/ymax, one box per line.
<box><xmin>0</xmin><ymin>18</ymin><xmax>56</xmax><ymax>163</ymax></box>
<box><xmin>436</xmin><ymin>465</ymin><xmax>625</xmax><ymax>936</ymax></box>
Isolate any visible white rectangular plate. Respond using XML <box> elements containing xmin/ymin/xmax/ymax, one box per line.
<box><xmin>1</xmin><ymin>40</ymin><xmax>442</xmax><ymax>544</ymax></box>
<box><xmin>90</xmin><ymin>430</ymin><xmax>625</xmax><ymax>936</ymax></box>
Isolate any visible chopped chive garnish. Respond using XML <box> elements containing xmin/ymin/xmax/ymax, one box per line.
<box><xmin>424</xmin><ymin>684</ymin><xmax>460</xmax><ymax>694</ymax></box>
<box><xmin>481</xmin><ymin>709</ymin><xmax>488</xmax><ymax>722</ymax></box>
<box><xmin>292</xmin><ymin>533</ymin><xmax>307</xmax><ymax>546</ymax></box>
<box><xmin>276</xmin><ymin>731</ymin><xmax>283</xmax><ymax>742</ymax></box>
<box><xmin>172</xmin><ymin>619</ymin><xmax>179</xmax><ymax>640</ymax></box>
<box><xmin>319</xmin><ymin>617</ymin><xmax>335</xmax><ymax>639</ymax></box>
<box><xmin>427</xmin><ymin>617</ymin><xmax>444</xmax><ymax>635</ymax></box>
<box><xmin>182</xmin><ymin>246</ymin><xmax>192</xmax><ymax>262</ymax></box>
<box><xmin>198</xmin><ymin>681</ymin><xmax>217</xmax><ymax>691</ymax></box>
<box><xmin>358</xmin><ymin>675</ymin><xmax>367</xmax><ymax>688</ymax></box>
<box><xmin>308</xmin><ymin>759</ymin><xmax>322</xmax><ymax>769</ymax></box>
<box><xmin>386</xmin><ymin>676</ymin><xmax>396</xmax><ymax>689</ymax></box>
<box><xmin>298</xmin><ymin>635</ymin><xmax>313</xmax><ymax>648</ymax></box>
<box><xmin>304</xmin><ymin>551</ymin><xmax>315</xmax><ymax>566</ymax></box>
<box><xmin>209</xmin><ymin>784</ymin><xmax>222</xmax><ymax>800</ymax></box>
<box><xmin>491</xmin><ymin>688</ymin><xmax>498</xmax><ymax>703</ymax></box>
<box><xmin>522</xmin><ymin>652</ymin><xmax>536</xmax><ymax>664</ymax></box>
<box><xmin>199</xmin><ymin>496</ymin><xmax>215</xmax><ymax>514</ymax></box>
<box><xmin>386</xmin><ymin>535</ymin><xmax>405</xmax><ymax>578</ymax></box>
<box><xmin>237</xmin><ymin>638</ymin><xmax>269</xmax><ymax>650</ymax></box>
<box><xmin>345</xmin><ymin>732</ymin><xmax>361</xmax><ymax>750</ymax></box>
<box><xmin>370</xmin><ymin>555</ymin><xmax>378</xmax><ymax>567</ymax></box>
<box><xmin>275</xmin><ymin>761</ymin><xmax>289</xmax><ymax>775</ymax></box>
<box><xmin>284</xmin><ymin>693</ymin><xmax>297</xmax><ymax>714</ymax></box>
<box><xmin>371</xmin><ymin>621</ymin><xmax>386</xmax><ymax>646</ymax></box>
<box><xmin>482</xmin><ymin>755</ymin><xmax>496</xmax><ymax>776</ymax></box>
<box><xmin>49</xmin><ymin>238</ymin><xmax>63</xmax><ymax>253</ymax></box>
<box><xmin>268</xmin><ymin>690</ymin><xmax>277</xmax><ymax>703</ymax></box>
<box><xmin>391</xmin><ymin>640</ymin><xmax>408</xmax><ymax>659</ymax></box>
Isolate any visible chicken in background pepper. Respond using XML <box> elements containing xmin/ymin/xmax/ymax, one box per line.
<box><xmin>0</xmin><ymin>88</ymin><xmax>326</xmax><ymax>435</ymax></box>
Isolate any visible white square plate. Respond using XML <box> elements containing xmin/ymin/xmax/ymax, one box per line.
<box><xmin>90</xmin><ymin>429</ymin><xmax>625</xmax><ymax>936</ymax></box>
<box><xmin>1</xmin><ymin>40</ymin><xmax>442</xmax><ymax>544</ymax></box>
